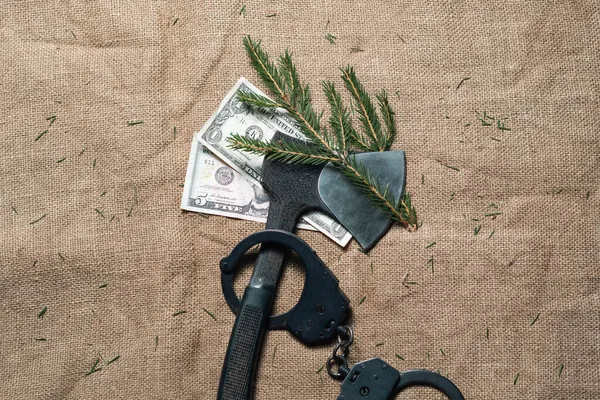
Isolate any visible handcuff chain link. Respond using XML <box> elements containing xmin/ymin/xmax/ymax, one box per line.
<box><xmin>326</xmin><ymin>325</ymin><xmax>353</xmax><ymax>380</ymax></box>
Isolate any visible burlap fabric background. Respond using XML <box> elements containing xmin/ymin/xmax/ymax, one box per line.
<box><xmin>1</xmin><ymin>1</ymin><xmax>598</xmax><ymax>399</ymax></box>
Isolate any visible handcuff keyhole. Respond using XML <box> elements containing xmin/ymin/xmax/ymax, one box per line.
<box><xmin>316</xmin><ymin>304</ymin><xmax>325</xmax><ymax>315</ymax></box>
<box><xmin>359</xmin><ymin>386</ymin><xmax>369</xmax><ymax>396</ymax></box>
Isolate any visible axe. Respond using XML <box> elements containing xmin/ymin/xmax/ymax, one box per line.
<box><xmin>217</xmin><ymin>132</ymin><xmax>406</xmax><ymax>399</ymax></box>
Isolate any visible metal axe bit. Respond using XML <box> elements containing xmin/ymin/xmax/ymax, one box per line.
<box><xmin>217</xmin><ymin>132</ymin><xmax>406</xmax><ymax>400</ymax></box>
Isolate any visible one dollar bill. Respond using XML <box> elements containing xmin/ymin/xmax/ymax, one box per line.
<box><xmin>191</xmin><ymin>77</ymin><xmax>352</xmax><ymax>247</ymax></box>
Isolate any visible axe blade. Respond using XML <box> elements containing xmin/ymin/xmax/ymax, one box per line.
<box><xmin>317</xmin><ymin>151</ymin><xmax>407</xmax><ymax>251</ymax></box>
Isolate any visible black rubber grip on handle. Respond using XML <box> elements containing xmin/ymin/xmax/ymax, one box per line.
<box><xmin>217</xmin><ymin>286</ymin><xmax>273</xmax><ymax>400</ymax></box>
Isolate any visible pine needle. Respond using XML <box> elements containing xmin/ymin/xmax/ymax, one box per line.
<box><xmin>530</xmin><ymin>312</ymin><xmax>540</xmax><ymax>326</ymax></box>
<box><xmin>86</xmin><ymin>358</ymin><xmax>102</xmax><ymax>376</ymax></box>
<box><xmin>35</xmin><ymin>130</ymin><xmax>48</xmax><ymax>141</ymax></box>
<box><xmin>106</xmin><ymin>355</ymin><xmax>120</xmax><ymax>365</ymax></box>
<box><xmin>30</xmin><ymin>214</ymin><xmax>47</xmax><ymax>225</ymax></box>
<box><xmin>38</xmin><ymin>307</ymin><xmax>48</xmax><ymax>318</ymax></box>
<box><xmin>202</xmin><ymin>308</ymin><xmax>217</xmax><ymax>320</ymax></box>
<box><xmin>456</xmin><ymin>77</ymin><xmax>471</xmax><ymax>90</ymax></box>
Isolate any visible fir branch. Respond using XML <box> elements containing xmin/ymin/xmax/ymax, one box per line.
<box><xmin>228</xmin><ymin>133</ymin><xmax>337</xmax><ymax>165</ymax></box>
<box><xmin>236</xmin><ymin>36</ymin><xmax>419</xmax><ymax>231</ymax></box>
<box><xmin>341</xmin><ymin>66</ymin><xmax>384</xmax><ymax>151</ymax></box>
<box><xmin>399</xmin><ymin>192</ymin><xmax>418</xmax><ymax>231</ymax></box>
<box><xmin>243</xmin><ymin>36</ymin><xmax>288</xmax><ymax>102</ymax></box>
<box><xmin>291</xmin><ymin>84</ymin><xmax>333</xmax><ymax>152</ymax></box>
<box><xmin>322</xmin><ymin>81</ymin><xmax>354</xmax><ymax>155</ymax></box>
<box><xmin>341</xmin><ymin>156</ymin><xmax>406</xmax><ymax>224</ymax></box>
<box><xmin>376</xmin><ymin>90</ymin><xmax>396</xmax><ymax>151</ymax></box>
<box><xmin>237</xmin><ymin>90</ymin><xmax>282</xmax><ymax>108</ymax></box>
<box><xmin>243</xmin><ymin>36</ymin><xmax>333</xmax><ymax>153</ymax></box>
<box><xmin>278</xmin><ymin>50</ymin><xmax>301</xmax><ymax>106</ymax></box>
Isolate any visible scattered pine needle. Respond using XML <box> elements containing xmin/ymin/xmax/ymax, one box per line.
<box><xmin>38</xmin><ymin>307</ymin><xmax>48</xmax><ymax>318</ymax></box>
<box><xmin>485</xmin><ymin>212</ymin><xmax>503</xmax><ymax>217</ymax></box>
<box><xmin>106</xmin><ymin>355</ymin><xmax>120</xmax><ymax>365</ymax></box>
<box><xmin>557</xmin><ymin>364</ymin><xmax>564</xmax><ymax>378</ymax></box>
<box><xmin>316</xmin><ymin>363</ymin><xmax>325</xmax><ymax>374</ymax></box>
<box><xmin>85</xmin><ymin>358</ymin><xmax>102</xmax><ymax>376</ymax></box>
<box><xmin>202</xmin><ymin>308</ymin><xmax>216</xmax><ymax>320</ymax></box>
<box><xmin>456</xmin><ymin>77</ymin><xmax>471</xmax><ymax>91</ymax></box>
<box><xmin>442</xmin><ymin>164</ymin><xmax>460</xmax><ymax>172</ymax></box>
<box><xmin>530</xmin><ymin>312</ymin><xmax>540</xmax><ymax>326</ymax></box>
<box><xmin>35</xmin><ymin>130</ymin><xmax>48</xmax><ymax>141</ymax></box>
<box><xmin>30</xmin><ymin>214</ymin><xmax>47</xmax><ymax>225</ymax></box>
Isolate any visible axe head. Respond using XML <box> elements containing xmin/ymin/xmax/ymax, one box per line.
<box><xmin>317</xmin><ymin>151</ymin><xmax>406</xmax><ymax>251</ymax></box>
<box><xmin>262</xmin><ymin>132</ymin><xmax>406</xmax><ymax>251</ymax></box>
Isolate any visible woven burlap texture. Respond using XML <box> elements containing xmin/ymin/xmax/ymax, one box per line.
<box><xmin>1</xmin><ymin>1</ymin><xmax>598</xmax><ymax>399</ymax></box>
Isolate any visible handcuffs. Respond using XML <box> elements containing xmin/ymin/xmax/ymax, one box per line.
<box><xmin>220</xmin><ymin>229</ymin><xmax>465</xmax><ymax>399</ymax></box>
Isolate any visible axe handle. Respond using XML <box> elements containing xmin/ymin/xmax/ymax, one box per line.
<box><xmin>217</xmin><ymin>286</ymin><xmax>273</xmax><ymax>400</ymax></box>
<box><xmin>217</xmin><ymin>199</ymin><xmax>303</xmax><ymax>399</ymax></box>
